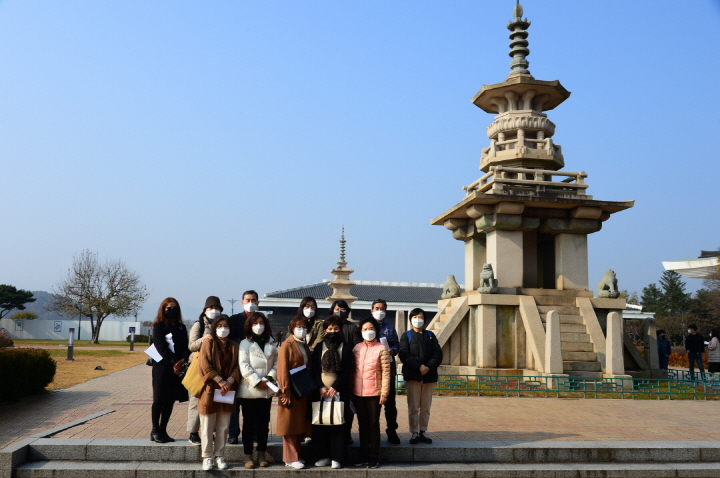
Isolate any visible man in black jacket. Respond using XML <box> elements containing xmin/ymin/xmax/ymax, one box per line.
<box><xmin>686</xmin><ymin>324</ymin><xmax>706</xmax><ymax>380</ymax></box>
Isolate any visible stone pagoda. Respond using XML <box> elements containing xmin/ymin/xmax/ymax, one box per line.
<box><xmin>326</xmin><ymin>227</ymin><xmax>358</xmax><ymax>306</ymax></box>
<box><xmin>428</xmin><ymin>3</ymin><xmax>640</xmax><ymax>380</ymax></box>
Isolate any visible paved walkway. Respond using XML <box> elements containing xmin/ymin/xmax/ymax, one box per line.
<box><xmin>1</xmin><ymin>364</ymin><xmax>718</xmax><ymax>450</ymax></box>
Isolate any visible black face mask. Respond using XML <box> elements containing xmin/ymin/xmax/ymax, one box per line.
<box><xmin>325</xmin><ymin>332</ymin><xmax>342</xmax><ymax>344</ymax></box>
<box><xmin>165</xmin><ymin>307</ymin><xmax>179</xmax><ymax>319</ymax></box>
<box><xmin>337</xmin><ymin>311</ymin><xmax>348</xmax><ymax>321</ymax></box>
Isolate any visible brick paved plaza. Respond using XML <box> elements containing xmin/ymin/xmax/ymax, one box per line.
<box><xmin>2</xmin><ymin>363</ymin><xmax>718</xmax><ymax>451</ymax></box>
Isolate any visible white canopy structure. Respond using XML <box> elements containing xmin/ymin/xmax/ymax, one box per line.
<box><xmin>662</xmin><ymin>252</ymin><xmax>719</xmax><ymax>279</ymax></box>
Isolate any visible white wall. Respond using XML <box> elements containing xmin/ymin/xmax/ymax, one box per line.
<box><xmin>0</xmin><ymin>319</ymin><xmax>149</xmax><ymax>341</ymax></box>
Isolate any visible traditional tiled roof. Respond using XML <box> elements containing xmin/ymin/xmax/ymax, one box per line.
<box><xmin>265</xmin><ymin>280</ymin><xmax>455</xmax><ymax>305</ymax></box>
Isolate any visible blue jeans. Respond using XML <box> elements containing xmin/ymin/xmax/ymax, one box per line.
<box><xmin>688</xmin><ymin>353</ymin><xmax>706</xmax><ymax>380</ymax></box>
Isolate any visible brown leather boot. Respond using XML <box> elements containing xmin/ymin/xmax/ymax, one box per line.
<box><xmin>244</xmin><ymin>454</ymin><xmax>255</xmax><ymax>469</ymax></box>
<box><xmin>257</xmin><ymin>451</ymin><xmax>268</xmax><ymax>467</ymax></box>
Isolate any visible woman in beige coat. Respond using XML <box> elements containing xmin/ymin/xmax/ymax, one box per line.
<box><xmin>276</xmin><ymin>316</ymin><xmax>313</xmax><ymax>469</ymax></box>
<box><xmin>197</xmin><ymin>315</ymin><xmax>241</xmax><ymax>471</ymax></box>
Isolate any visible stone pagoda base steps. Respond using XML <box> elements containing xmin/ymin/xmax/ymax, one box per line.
<box><xmin>536</xmin><ymin>298</ymin><xmax>604</xmax><ymax>379</ymax></box>
<box><xmin>7</xmin><ymin>439</ymin><xmax>720</xmax><ymax>478</ymax></box>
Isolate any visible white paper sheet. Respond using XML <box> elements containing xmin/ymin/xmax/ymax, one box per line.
<box><xmin>263</xmin><ymin>379</ymin><xmax>279</xmax><ymax>393</ymax></box>
<box><xmin>289</xmin><ymin>365</ymin><xmax>307</xmax><ymax>375</ymax></box>
<box><xmin>144</xmin><ymin>343</ymin><xmax>163</xmax><ymax>362</ymax></box>
<box><xmin>213</xmin><ymin>389</ymin><xmax>235</xmax><ymax>404</ymax></box>
<box><xmin>165</xmin><ymin>333</ymin><xmax>175</xmax><ymax>353</ymax></box>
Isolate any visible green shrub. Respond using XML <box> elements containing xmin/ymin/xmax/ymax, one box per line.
<box><xmin>0</xmin><ymin>348</ymin><xmax>56</xmax><ymax>401</ymax></box>
<box><xmin>126</xmin><ymin>334</ymin><xmax>150</xmax><ymax>343</ymax></box>
<box><xmin>0</xmin><ymin>336</ymin><xmax>14</xmax><ymax>348</ymax></box>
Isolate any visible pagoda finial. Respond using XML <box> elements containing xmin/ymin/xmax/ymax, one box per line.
<box><xmin>507</xmin><ymin>1</ymin><xmax>532</xmax><ymax>78</ymax></box>
<box><xmin>339</xmin><ymin>226</ymin><xmax>346</xmax><ymax>263</ymax></box>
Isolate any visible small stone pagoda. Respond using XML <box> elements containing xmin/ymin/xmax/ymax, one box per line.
<box><xmin>429</xmin><ymin>3</ymin><xmax>640</xmax><ymax>379</ymax></box>
<box><xmin>326</xmin><ymin>227</ymin><xmax>358</xmax><ymax>306</ymax></box>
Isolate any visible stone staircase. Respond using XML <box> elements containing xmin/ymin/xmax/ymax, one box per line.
<box><xmin>6</xmin><ymin>438</ymin><xmax>720</xmax><ymax>477</ymax></box>
<box><xmin>535</xmin><ymin>295</ymin><xmax>603</xmax><ymax>378</ymax></box>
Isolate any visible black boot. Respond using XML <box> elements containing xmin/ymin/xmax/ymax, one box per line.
<box><xmin>386</xmin><ymin>428</ymin><xmax>401</xmax><ymax>445</ymax></box>
<box><xmin>151</xmin><ymin>428</ymin><xmax>168</xmax><ymax>443</ymax></box>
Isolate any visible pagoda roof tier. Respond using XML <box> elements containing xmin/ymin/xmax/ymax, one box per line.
<box><xmin>472</xmin><ymin>76</ymin><xmax>570</xmax><ymax>114</ymax></box>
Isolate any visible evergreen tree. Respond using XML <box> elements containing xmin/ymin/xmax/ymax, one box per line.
<box><xmin>659</xmin><ymin>270</ymin><xmax>691</xmax><ymax>315</ymax></box>
<box><xmin>641</xmin><ymin>283</ymin><xmax>663</xmax><ymax>314</ymax></box>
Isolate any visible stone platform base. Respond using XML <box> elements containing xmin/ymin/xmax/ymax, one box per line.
<box><xmin>4</xmin><ymin>438</ymin><xmax>720</xmax><ymax>477</ymax></box>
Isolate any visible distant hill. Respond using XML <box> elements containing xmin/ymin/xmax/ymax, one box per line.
<box><xmin>6</xmin><ymin>291</ymin><xmax>66</xmax><ymax>321</ymax></box>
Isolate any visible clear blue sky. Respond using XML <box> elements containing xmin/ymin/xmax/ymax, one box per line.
<box><xmin>1</xmin><ymin>1</ymin><xmax>718</xmax><ymax>321</ymax></box>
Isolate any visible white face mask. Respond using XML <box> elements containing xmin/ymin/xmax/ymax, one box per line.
<box><xmin>411</xmin><ymin>318</ymin><xmax>424</xmax><ymax>329</ymax></box>
<box><xmin>372</xmin><ymin>311</ymin><xmax>386</xmax><ymax>321</ymax></box>
<box><xmin>294</xmin><ymin>327</ymin><xmax>307</xmax><ymax>340</ymax></box>
<box><xmin>216</xmin><ymin>327</ymin><xmax>230</xmax><ymax>338</ymax></box>
<box><xmin>206</xmin><ymin>309</ymin><xmax>221</xmax><ymax>320</ymax></box>
<box><xmin>362</xmin><ymin>330</ymin><xmax>376</xmax><ymax>341</ymax></box>
<box><xmin>244</xmin><ymin>302</ymin><xmax>258</xmax><ymax>313</ymax></box>
<box><xmin>303</xmin><ymin>308</ymin><xmax>316</xmax><ymax>318</ymax></box>
<box><xmin>688</xmin><ymin>329</ymin><xmax>693</xmax><ymax>334</ymax></box>
<box><xmin>252</xmin><ymin>324</ymin><xmax>265</xmax><ymax>336</ymax></box>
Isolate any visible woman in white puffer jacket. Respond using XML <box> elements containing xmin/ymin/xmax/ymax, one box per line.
<box><xmin>238</xmin><ymin>312</ymin><xmax>278</xmax><ymax>469</ymax></box>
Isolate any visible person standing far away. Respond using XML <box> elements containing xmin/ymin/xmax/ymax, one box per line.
<box><xmin>371</xmin><ymin>299</ymin><xmax>400</xmax><ymax>444</ymax></box>
<box><xmin>685</xmin><ymin>324</ymin><xmax>706</xmax><ymax>381</ymax></box>
<box><xmin>656</xmin><ymin>329</ymin><xmax>672</xmax><ymax>371</ymax></box>
<box><xmin>707</xmin><ymin>329</ymin><xmax>720</xmax><ymax>376</ymax></box>
<box><xmin>186</xmin><ymin>296</ymin><xmax>223</xmax><ymax>446</ymax></box>
<box><xmin>226</xmin><ymin>290</ymin><xmax>256</xmax><ymax>444</ymax></box>
<box><xmin>330</xmin><ymin>299</ymin><xmax>362</xmax><ymax>444</ymax></box>
<box><xmin>399</xmin><ymin>308</ymin><xmax>443</xmax><ymax>446</ymax></box>
<box><xmin>150</xmin><ymin>297</ymin><xmax>190</xmax><ymax>444</ymax></box>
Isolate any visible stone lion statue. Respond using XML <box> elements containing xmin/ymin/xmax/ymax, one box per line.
<box><xmin>478</xmin><ymin>263</ymin><xmax>499</xmax><ymax>294</ymax></box>
<box><xmin>441</xmin><ymin>275</ymin><xmax>461</xmax><ymax>299</ymax></box>
<box><xmin>597</xmin><ymin>269</ymin><xmax>619</xmax><ymax>298</ymax></box>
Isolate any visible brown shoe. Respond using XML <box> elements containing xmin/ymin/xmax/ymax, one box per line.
<box><xmin>257</xmin><ymin>451</ymin><xmax>269</xmax><ymax>467</ymax></box>
<box><xmin>244</xmin><ymin>454</ymin><xmax>255</xmax><ymax>469</ymax></box>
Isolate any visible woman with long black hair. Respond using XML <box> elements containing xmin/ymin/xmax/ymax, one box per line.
<box><xmin>150</xmin><ymin>297</ymin><xmax>190</xmax><ymax>443</ymax></box>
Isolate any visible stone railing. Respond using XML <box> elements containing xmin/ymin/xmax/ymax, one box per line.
<box><xmin>463</xmin><ymin>165</ymin><xmax>589</xmax><ymax>196</ymax></box>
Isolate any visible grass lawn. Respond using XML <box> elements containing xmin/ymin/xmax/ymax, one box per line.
<box><xmin>44</xmin><ymin>349</ymin><xmax>148</xmax><ymax>390</ymax></box>
<box><xmin>13</xmin><ymin>339</ymin><xmax>148</xmax><ymax>347</ymax></box>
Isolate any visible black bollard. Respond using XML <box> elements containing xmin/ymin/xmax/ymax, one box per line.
<box><xmin>67</xmin><ymin>328</ymin><xmax>75</xmax><ymax>361</ymax></box>
<box><xmin>129</xmin><ymin>326</ymin><xmax>135</xmax><ymax>351</ymax></box>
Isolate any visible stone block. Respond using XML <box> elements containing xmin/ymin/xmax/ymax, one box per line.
<box><xmin>371</xmin><ymin>463</ymin><xmax>475</xmax><ymax>478</ymax></box>
<box><xmin>28</xmin><ymin>438</ymin><xmax>91</xmax><ymax>461</ymax></box>
<box><xmin>14</xmin><ymin>460</ymin><xmax>138</xmax><ymax>478</ymax></box>
<box><xmin>86</xmin><ymin>440</ymin><xmax>192</xmax><ymax>462</ymax></box>
<box><xmin>135</xmin><ymin>462</ymin><xmax>197</xmax><ymax>478</ymax></box>
<box><xmin>412</xmin><ymin>443</ymin><xmax>513</xmax><ymax>463</ymax></box>
<box><xmin>0</xmin><ymin>437</ymin><xmax>36</xmax><ymax>472</ymax></box>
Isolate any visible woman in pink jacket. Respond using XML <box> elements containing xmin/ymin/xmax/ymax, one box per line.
<box><xmin>352</xmin><ymin>316</ymin><xmax>390</xmax><ymax>469</ymax></box>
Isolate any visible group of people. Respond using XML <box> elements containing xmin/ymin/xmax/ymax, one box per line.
<box><xmin>656</xmin><ymin>324</ymin><xmax>720</xmax><ymax>380</ymax></box>
<box><xmin>149</xmin><ymin>291</ymin><xmax>443</xmax><ymax>471</ymax></box>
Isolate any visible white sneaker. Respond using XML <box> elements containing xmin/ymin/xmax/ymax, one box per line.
<box><xmin>285</xmin><ymin>461</ymin><xmax>305</xmax><ymax>469</ymax></box>
<box><xmin>215</xmin><ymin>457</ymin><xmax>227</xmax><ymax>470</ymax></box>
<box><xmin>299</xmin><ymin>458</ymin><xmax>305</xmax><ymax>464</ymax></box>
<box><xmin>202</xmin><ymin>458</ymin><xmax>213</xmax><ymax>471</ymax></box>
<box><xmin>315</xmin><ymin>458</ymin><xmax>330</xmax><ymax>467</ymax></box>
<box><xmin>303</xmin><ymin>436</ymin><xmax>312</xmax><ymax>444</ymax></box>
<box><xmin>331</xmin><ymin>460</ymin><xmax>342</xmax><ymax>469</ymax></box>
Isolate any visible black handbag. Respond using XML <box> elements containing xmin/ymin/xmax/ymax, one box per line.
<box><xmin>289</xmin><ymin>366</ymin><xmax>317</xmax><ymax>399</ymax></box>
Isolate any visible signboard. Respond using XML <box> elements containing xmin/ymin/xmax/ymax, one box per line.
<box><xmin>54</xmin><ymin>321</ymin><xmax>62</xmax><ymax>333</ymax></box>
<box><xmin>129</xmin><ymin>327</ymin><xmax>136</xmax><ymax>334</ymax></box>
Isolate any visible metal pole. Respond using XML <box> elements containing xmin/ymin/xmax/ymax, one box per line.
<box><xmin>226</xmin><ymin>298</ymin><xmax>239</xmax><ymax>316</ymax></box>
<box><xmin>67</xmin><ymin>328</ymin><xmax>75</xmax><ymax>361</ymax></box>
<box><xmin>130</xmin><ymin>328</ymin><xmax>135</xmax><ymax>351</ymax></box>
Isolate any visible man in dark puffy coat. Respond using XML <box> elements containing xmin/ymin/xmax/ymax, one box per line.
<box><xmin>398</xmin><ymin>308</ymin><xmax>442</xmax><ymax>445</ymax></box>
<box><xmin>657</xmin><ymin>329</ymin><xmax>672</xmax><ymax>370</ymax></box>
<box><xmin>685</xmin><ymin>324</ymin><xmax>706</xmax><ymax>380</ymax></box>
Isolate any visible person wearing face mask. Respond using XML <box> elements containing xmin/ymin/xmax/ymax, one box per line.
<box><xmin>352</xmin><ymin>317</ymin><xmax>390</xmax><ymax>469</ymax></box>
<box><xmin>185</xmin><ymin>296</ymin><xmax>223</xmax><ymax>446</ymax></box>
<box><xmin>370</xmin><ymin>299</ymin><xmax>400</xmax><ymax>445</ymax></box>
<box><xmin>656</xmin><ymin>329</ymin><xmax>672</xmax><ymax>371</ymax></box>
<box><xmin>685</xmin><ymin>324</ymin><xmax>706</xmax><ymax>381</ymax></box>
<box><xmin>197</xmin><ymin>315</ymin><xmax>240</xmax><ymax>471</ymax></box>
<box><xmin>330</xmin><ymin>299</ymin><xmax>362</xmax><ymax>444</ymax></box>
<box><xmin>238</xmin><ymin>312</ymin><xmax>278</xmax><ymax>469</ymax></box>
<box><xmin>310</xmin><ymin>315</ymin><xmax>354</xmax><ymax>469</ymax></box>
<box><xmin>276</xmin><ymin>316</ymin><xmax>313</xmax><ymax>469</ymax></box>
<box><xmin>227</xmin><ymin>290</ymin><xmax>255</xmax><ymax>444</ymax></box>
<box><xmin>288</xmin><ymin>297</ymin><xmax>326</xmax><ymax>352</ymax></box>
<box><xmin>399</xmin><ymin>308</ymin><xmax>442</xmax><ymax>445</ymax></box>
<box><xmin>708</xmin><ymin>329</ymin><xmax>720</xmax><ymax>375</ymax></box>
<box><xmin>150</xmin><ymin>298</ymin><xmax>190</xmax><ymax>444</ymax></box>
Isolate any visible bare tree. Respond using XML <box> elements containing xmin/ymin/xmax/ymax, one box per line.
<box><xmin>47</xmin><ymin>250</ymin><xmax>149</xmax><ymax>343</ymax></box>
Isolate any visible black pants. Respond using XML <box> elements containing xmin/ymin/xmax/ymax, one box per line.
<box><xmin>239</xmin><ymin>398</ymin><xmax>271</xmax><ymax>454</ymax></box>
<box><xmin>312</xmin><ymin>422</ymin><xmax>348</xmax><ymax>463</ymax></box>
<box><xmin>151</xmin><ymin>400</ymin><xmax>174</xmax><ymax>434</ymax></box>
<box><xmin>384</xmin><ymin>362</ymin><xmax>398</xmax><ymax>430</ymax></box>
<box><xmin>228</xmin><ymin>399</ymin><xmax>241</xmax><ymax>439</ymax></box>
<box><xmin>353</xmin><ymin>395</ymin><xmax>381</xmax><ymax>465</ymax></box>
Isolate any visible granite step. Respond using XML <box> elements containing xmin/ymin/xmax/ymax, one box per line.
<box><xmin>561</xmin><ymin>351</ymin><xmax>597</xmax><ymax>362</ymax></box>
<box><xmin>558</xmin><ymin>315</ymin><xmax>584</xmax><ymax>324</ymax></box>
<box><xmin>560</xmin><ymin>341</ymin><xmax>594</xmax><ymax>352</ymax></box>
<box><xmin>560</xmin><ymin>332</ymin><xmax>591</xmax><ymax>342</ymax></box>
<box><xmin>563</xmin><ymin>361</ymin><xmax>602</xmax><ymax>372</ymax></box>
<box><xmin>531</xmin><ymin>296</ymin><xmax>577</xmax><ymax>307</ymax></box>
<box><xmin>565</xmin><ymin>370</ymin><xmax>605</xmax><ymax>378</ymax></box>
<box><xmin>559</xmin><ymin>323</ymin><xmax>586</xmax><ymax>334</ymax></box>
<box><xmin>537</xmin><ymin>305</ymin><xmax>580</xmax><ymax>315</ymax></box>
